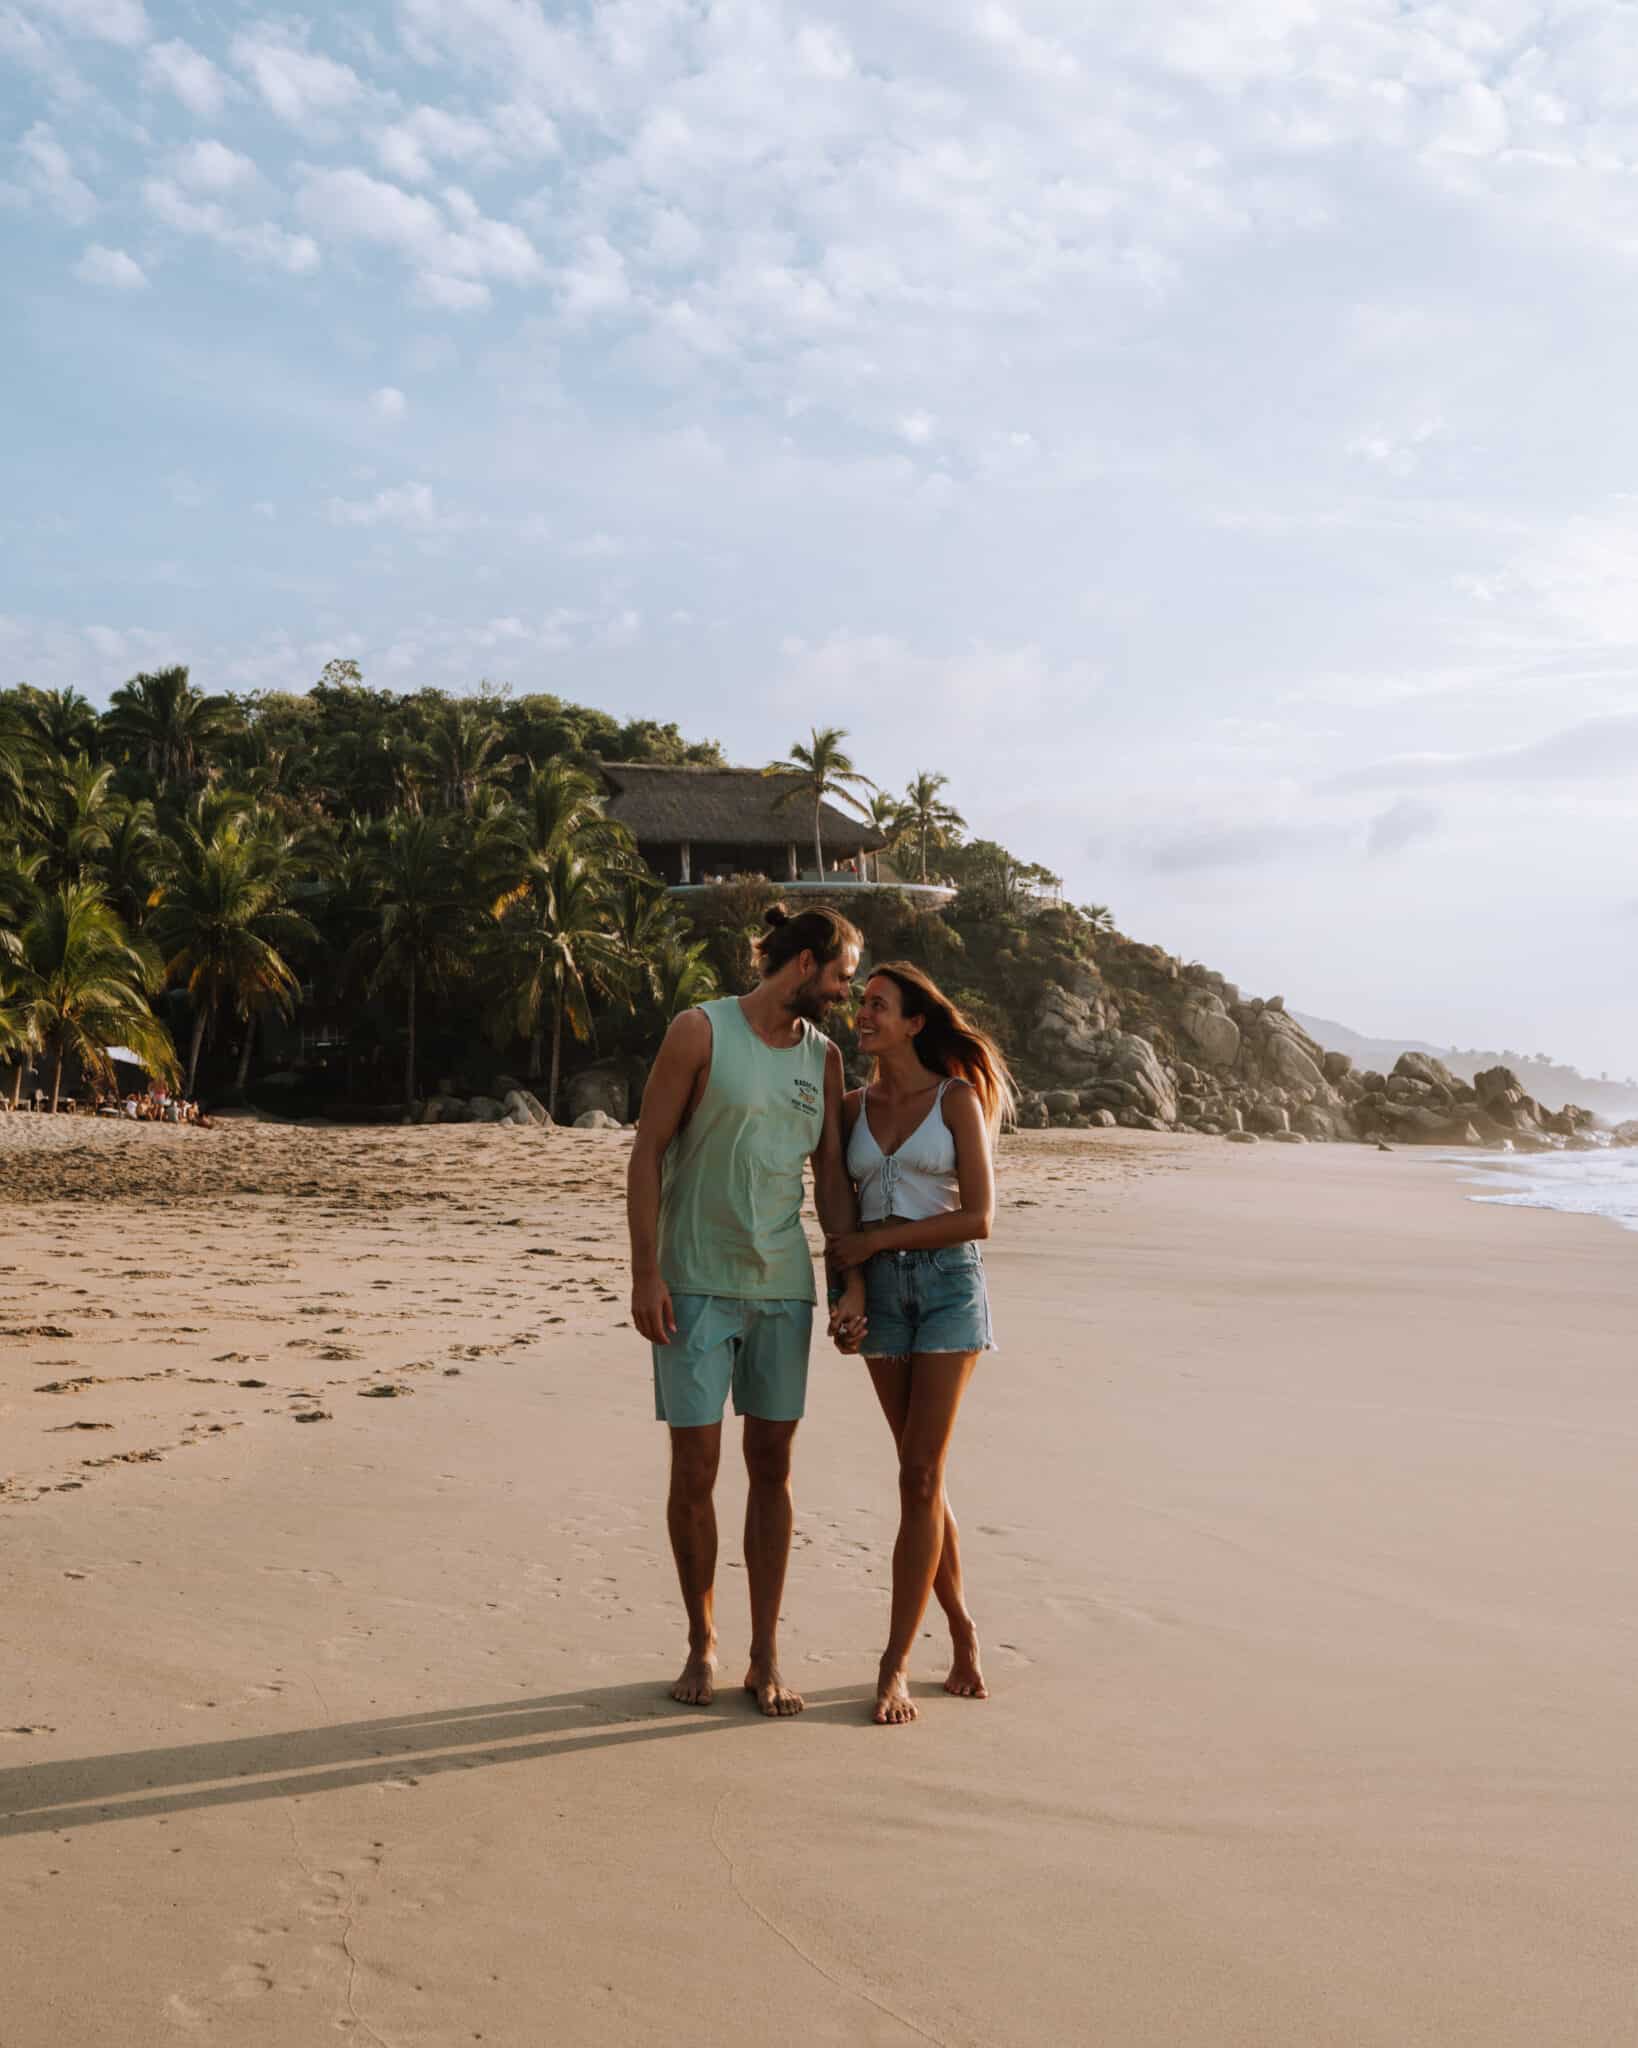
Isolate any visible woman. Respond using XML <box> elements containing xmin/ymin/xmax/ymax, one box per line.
<box><xmin>828</xmin><ymin>962</ymin><xmax>1014</xmax><ymax>1726</ymax></box>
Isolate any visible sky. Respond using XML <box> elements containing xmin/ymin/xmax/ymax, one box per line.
<box><xmin>3</xmin><ymin>0</ymin><xmax>1636</xmax><ymax>1077</ymax></box>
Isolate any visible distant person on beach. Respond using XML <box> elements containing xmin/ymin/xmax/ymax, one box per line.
<box><xmin>827</xmin><ymin>963</ymin><xmax>1013</xmax><ymax>1726</ymax></box>
<box><xmin>627</xmin><ymin>904</ymin><xmax>866</xmax><ymax>1716</ymax></box>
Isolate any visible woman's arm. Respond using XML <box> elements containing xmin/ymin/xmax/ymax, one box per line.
<box><xmin>827</xmin><ymin>1082</ymin><xmax>994</xmax><ymax>1266</ymax></box>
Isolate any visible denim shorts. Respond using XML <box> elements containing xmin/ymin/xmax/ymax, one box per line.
<box><xmin>859</xmin><ymin>1243</ymin><xmax>995</xmax><ymax>1360</ymax></box>
<box><xmin>653</xmin><ymin>1295</ymin><xmax>812</xmax><ymax>1428</ymax></box>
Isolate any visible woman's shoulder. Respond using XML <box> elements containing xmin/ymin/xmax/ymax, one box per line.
<box><xmin>841</xmin><ymin>1083</ymin><xmax>866</xmax><ymax>1133</ymax></box>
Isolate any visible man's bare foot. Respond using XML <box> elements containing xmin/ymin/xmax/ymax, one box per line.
<box><xmin>743</xmin><ymin>1658</ymin><xmax>804</xmax><ymax>1717</ymax></box>
<box><xmin>944</xmin><ymin>1618</ymin><xmax>988</xmax><ymax>1700</ymax></box>
<box><xmin>873</xmin><ymin>1662</ymin><xmax>917</xmax><ymax>1726</ymax></box>
<box><xmin>670</xmin><ymin>1643</ymin><xmax>718</xmax><ymax>1706</ymax></box>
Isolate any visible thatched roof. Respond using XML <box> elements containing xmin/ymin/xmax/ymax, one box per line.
<box><xmin>599</xmin><ymin>762</ymin><xmax>884</xmax><ymax>854</ymax></box>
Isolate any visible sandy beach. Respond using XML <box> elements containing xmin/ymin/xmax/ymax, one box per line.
<box><xmin>1</xmin><ymin>1118</ymin><xmax>1633</xmax><ymax>2045</ymax></box>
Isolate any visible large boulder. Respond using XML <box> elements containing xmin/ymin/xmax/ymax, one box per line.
<box><xmin>1240</xmin><ymin>1008</ymin><xmax>1327</xmax><ymax>1094</ymax></box>
<box><xmin>1105</xmin><ymin>1032</ymin><xmax>1179</xmax><ymax>1125</ymax></box>
<box><xmin>467</xmin><ymin>1095</ymin><xmax>505</xmax><ymax>1124</ymax></box>
<box><xmin>1178</xmin><ymin>991</ymin><xmax>1242</xmax><ymax>1068</ymax></box>
<box><xmin>1322</xmin><ymin>1050</ymin><xmax>1354</xmax><ymax>1083</ymax></box>
<box><xmin>1031</xmin><ymin>978</ymin><xmax>1116</xmax><ymax>1068</ymax></box>
<box><xmin>1393</xmin><ymin>1051</ymin><xmax>1460</xmax><ymax>1094</ymax></box>
<box><xmin>573</xmin><ymin>1109</ymin><xmax>622</xmax><ymax>1131</ymax></box>
<box><xmin>503</xmin><ymin>1088</ymin><xmax>551</xmax><ymax>1128</ymax></box>
<box><xmin>567</xmin><ymin>1063</ymin><xmax>632</xmax><ymax>1125</ymax></box>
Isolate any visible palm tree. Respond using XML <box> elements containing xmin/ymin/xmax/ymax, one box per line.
<box><xmin>1079</xmin><ymin>903</ymin><xmax>1115</xmax><ymax>935</ymax></box>
<box><xmin>97</xmin><ymin>797</ymin><xmax>162</xmax><ymax>932</ymax></box>
<box><xmin>366</xmin><ymin>813</ymin><xmax>471</xmax><ymax>1104</ymax></box>
<box><xmin>651</xmin><ymin>937</ymin><xmax>719</xmax><ymax>1020</ymax></box>
<box><xmin>42</xmin><ymin>754</ymin><xmax>119</xmax><ymax>885</ymax></box>
<box><xmin>764</xmin><ymin>726</ymin><xmax>875</xmax><ymax>881</ymax></box>
<box><xmin>149</xmin><ymin>816</ymin><xmax>313</xmax><ymax>1096</ymax></box>
<box><xmin>863</xmin><ymin>791</ymin><xmax>911</xmax><ymax>883</ymax></box>
<box><xmin>0</xmin><ymin>962</ymin><xmax>41</xmax><ymax>1110</ymax></box>
<box><xmin>423</xmin><ymin>703</ymin><xmax>519</xmax><ymax>814</ymax></box>
<box><xmin>14</xmin><ymin>880</ymin><xmax>177</xmax><ymax>1110</ymax></box>
<box><xmin>15</xmin><ymin>684</ymin><xmax>99</xmax><ymax>757</ymax></box>
<box><xmin>0</xmin><ymin>703</ymin><xmax>43</xmax><ymax>828</ymax></box>
<box><xmin>104</xmin><ymin>665</ymin><xmax>237</xmax><ymax>795</ymax></box>
<box><xmin>491</xmin><ymin>843</ymin><xmax>630</xmax><ymax>1115</ymax></box>
<box><xmin>901</xmin><ymin>771</ymin><xmax>965</xmax><ymax>883</ymax></box>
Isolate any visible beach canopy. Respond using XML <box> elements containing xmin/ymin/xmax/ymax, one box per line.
<box><xmin>104</xmin><ymin>1045</ymin><xmax>151</xmax><ymax>1070</ymax></box>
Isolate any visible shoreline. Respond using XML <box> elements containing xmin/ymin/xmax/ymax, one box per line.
<box><xmin>3</xmin><ymin>1124</ymin><xmax>1634</xmax><ymax>2044</ymax></box>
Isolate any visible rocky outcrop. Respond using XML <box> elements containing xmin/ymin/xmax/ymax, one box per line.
<box><xmin>567</xmin><ymin>1062</ymin><xmax>634</xmax><ymax>1126</ymax></box>
<box><xmin>1177</xmin><ymin>990</ymin><xmax>1241</xmax><ymax>1068</ymax></box>
<box><xmin>1031</xmin><ymin>968</ymin><xmax>1117</xmax><ymax>1068</ymax></box>
<box><xmin>573</xmin><ymin>1109</ymin><xmax>622</xmax><ymax>1131</ymax></box>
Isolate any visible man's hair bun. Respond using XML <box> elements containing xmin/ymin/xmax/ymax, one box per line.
<box><xmin>763</xmin><ymin>904</ymin><xmax>790</xmax><ymax>929</ymax></box>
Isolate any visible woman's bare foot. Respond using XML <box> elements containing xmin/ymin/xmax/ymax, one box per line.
<box><xmin>873</xmin><ymin>1661</ymin><xmax>918</xmax><ymax>1725</ymax></box>
<box><xmin>670</xmin><ymin>1640</ymin><xmax>718</xmax><ymax>1706</ymax></box>
<box><xmin>743</xmin><ymin>1658</ymin><xmax>804</xmax><ymax>1717</ymax></box>
<box><xmin>944</xmin><ymin>1617</ymin><xmax>988</xmax><ymax>1700</ymax></box>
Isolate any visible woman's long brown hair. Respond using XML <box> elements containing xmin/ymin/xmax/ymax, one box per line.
<box><xmin>866</xmin><ymin>961</ymin><xmax>1016</xmax><ymax>1132</ymax></box>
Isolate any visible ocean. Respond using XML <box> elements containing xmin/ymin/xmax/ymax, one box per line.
<box><xmin>1458</xmin><ymin>1148</ymin><xmax>1638</xmax><ymax>1234</ymax></box>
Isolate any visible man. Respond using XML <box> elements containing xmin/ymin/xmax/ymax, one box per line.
<box><xmin>628</xmin><ymin>903</ymin><xmax>867</xmax><ymax>1716</ymax></box>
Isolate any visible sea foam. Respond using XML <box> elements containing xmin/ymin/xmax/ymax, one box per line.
<box><xmin>1460</xmin><ymin>1149</ymin><xmax>1638</xmax><ymax>1234</ymax></box>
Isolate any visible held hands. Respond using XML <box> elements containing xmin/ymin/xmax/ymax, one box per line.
<box><xmin>828</xmin><ymin>1271</ymin><xmax>868</xmax><ymax>1356</ymax></box>
<box><xmin>632</xmin><ymin>1273</ymin><xmax>677</xmax><ymax>1345</ymax></box>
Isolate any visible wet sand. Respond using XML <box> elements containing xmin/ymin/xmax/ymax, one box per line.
<box><xmin>1</xmin><ymin>1118</ymin><xmax>1632</xmax><ymax>2044</ymax></box>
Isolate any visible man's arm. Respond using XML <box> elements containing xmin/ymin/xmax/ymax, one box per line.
<box><xmin>812</xmin><ymin>1042</ymin><xmax>866</xmax><ymax>1341</ymax></box>
<box><xmin>627</xmin><ymin>1009</ymin><xmax>710</xmax><ymax>1344</ymax></box>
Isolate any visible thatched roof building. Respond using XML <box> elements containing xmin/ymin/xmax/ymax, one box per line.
<box><xmin>599</xmin><ymin>762</ymin><xmax>884</xmax><ymax>886</ymax></box>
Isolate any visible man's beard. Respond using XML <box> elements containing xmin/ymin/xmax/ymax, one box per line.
<box><xmin>788</xmin><ymin>974</ymin><xmax>832</xmax><ymax>1024</ymax></box>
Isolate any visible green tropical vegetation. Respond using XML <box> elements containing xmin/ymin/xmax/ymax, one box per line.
<box><xmin>0</xmin><ymin>668</ymin><xmax>1095</xmax><ymax>1117</ymax></box>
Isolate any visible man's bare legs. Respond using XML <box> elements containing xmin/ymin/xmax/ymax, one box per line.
<box><xmin>742</xmin><ymin>1416</ymin><xmax>804</xmax><ymax>1717</ymax></box>
<box><xmin>667</xmin><ymin>1422</ymin><xmax>721</xmax><ymax>1704</ymax></box>
<box><xmin>866</xmin><ymin>1353</ymin><xmax>980</xmax><ymax>1725</ymax></box>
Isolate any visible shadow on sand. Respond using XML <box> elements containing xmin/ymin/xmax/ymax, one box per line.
<box><xmin>0</xmin><ymin>1680</ymin><xmax>886</xmax><ymax>1840</ymax></box>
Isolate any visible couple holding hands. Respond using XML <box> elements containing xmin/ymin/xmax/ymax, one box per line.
<box><xmin>627</xmin><ymin>903</ymin><xmax>1012</xmax><ymax>1727</ymax></box>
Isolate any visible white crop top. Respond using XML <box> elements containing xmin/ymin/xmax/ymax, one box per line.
<box><xmin>847</xmin><ymin>1080</ymin><xmax>960</xmax><ymax>1222</ymax></box>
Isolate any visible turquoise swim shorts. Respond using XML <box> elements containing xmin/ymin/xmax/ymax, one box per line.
<box><xmin>653</xmin><ymin>1294</ymin><xmax>813</xmax><ymax>1428</ymax></box>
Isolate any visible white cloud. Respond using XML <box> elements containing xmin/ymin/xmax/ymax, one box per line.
<box><xmin>370</xmin><ymin>385</ymin><xmax>407</xmax><ymax>420</ymax></box>
<box><xmin>142</xmin><ymin>178</ymin><xmax>320</xmax><ymax>275</ymax></box>
<box><xmin>415</xmin><ymin>272</ymin><xmax>490</xmax><ymax>311</ymax></box>
<box><xmin>28</xmin><ymin>0</ymin><xmax>148</xmax><ymax>49</ymax></box>
<box><xmin>325</xmin><ymin>481</ymin><xmax>455</xmax><ymax>530</ymax></box>
<box><xmin>171</xmin><ymin>140</ymin><xmax>257</xmax><ymax>193</ymax></box>
<box><xmin>898</xmin><ymin>411</ymin><xmax>936</xmax><ymax>446</ymax></box>
<box><xmin>296</xmin><ymin>167</ymin><xmax>543</xmax><ymax>297</ymax></box>
<box><xmin>74</xmin><ymin>242</ymin><xmax>147</xmax><ymax>289</ymax></box>
<box><xmin>231</xmin><ymin>28</ymin><xmax>365</xmax><ymax>128</ymax></box>
<box><xmin>16</xmin><ymin>122</ymin><xmax>95</xmax><ymax>224</ymax></box>
<box><xmin>144</xmin><ymin>38</ymin><xmax>232</xmax><ymax>118</ymax></box>
<box><xmin>557</xmin><ymin>235</ymin><xmax>629</xmax><ymax>319</ymax></box>
<box><xmin>374</xmin><ymin>104</ymin><xmax>558</xmax><ymax>184</ymax></box>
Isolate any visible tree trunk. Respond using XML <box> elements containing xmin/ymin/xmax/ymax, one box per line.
<box><xmin>528</xmin><ymin>1021</ymin><xmax>545</xmax><ymax>1082</ymax></box>
<box><xmin>236</xmin><ymin>1010</ymin><xmax>256</xmax><ymax>1090</ymax></box>
<box><xmin>50</xmin><ymin>1038</ymin><xmax>64</xmax><ymax>1113</ymax></box>
<box><xmin>405</xmin><ymin>961</ymin><xmax>417</xmax><ymax>1106</ymax></box>
<box><xmin>9</xmin><ymin>1061</ymin><xmax>22</xmax><ymax>1111</ymax></box>
<box><xmin>185</xmin><ymin>1007</ymin><xmax>208</xmax><ymax>1097</ymax></box>
<box><xmin>549</xmin><ymin>990</ymin><xmax>564</xmax><ymax>1123</ymax></box>
<box><xmin>920</xmin><ymin>827</ymin><xmax>929</xmax><ymax>883</ymax></box>
<box><xmin>813</xmin><ymin>797</ymin><xmax>824</xmax><ymax>882</ymax></box>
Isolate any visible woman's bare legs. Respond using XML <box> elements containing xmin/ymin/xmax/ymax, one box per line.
<box><xmin>865</xmin><ymin>1352</ymin><xmax>980</xmax><ymax>1724</ymax></box>
<box><xmin>866</xmin><ymin>1356</ymin><xmax>988</xmax><ymax>1698</ymax></box>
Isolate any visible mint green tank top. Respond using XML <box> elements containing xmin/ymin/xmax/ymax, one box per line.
<box><xmin>659</xmin><ymin>996</ymin><xmax>830</xmax><ymax>1303</ymax></box>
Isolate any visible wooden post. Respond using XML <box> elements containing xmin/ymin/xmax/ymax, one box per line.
<box><xmin>679</xmin><ymin>839</ymin><xmax>692</xmax><ymax>884</ymax></box>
